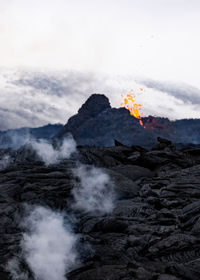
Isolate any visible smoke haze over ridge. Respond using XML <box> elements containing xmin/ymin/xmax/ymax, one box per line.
<box><xmin>0</xmin><ymin>68</ymin><xmax>200</xmax><ymax>133</ymax></box>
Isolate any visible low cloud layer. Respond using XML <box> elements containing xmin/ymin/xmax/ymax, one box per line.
<box><xmin>0</xmin><ymin>69</ymin><xmax>96</xmax><ymax>130</ymax></box>
<box><xmin>0</xmin><ymin>68</ymin><xmax>200</xmax><ymax>131</ymax></box>
<box><xmin>0</xmin><ymin>68</ymin><xmax>115</xmax><ymax>131</ymax></box>
<box><xmin>141</xmin><ymin>79</ymin><xmax>200</xmax><ymax>105</ymax></box>
<box><xmin>72</xmin><ymin>165</ymin><xmax>115</xmax><ymax>215</ymax></box>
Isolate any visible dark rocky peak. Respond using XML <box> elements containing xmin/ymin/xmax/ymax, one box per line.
<box><xmin>55</xmin><ymin>93</ymin><xmax>200</xmax><ymax>148</ymax></box>
<box><xmin>78</xmin><ymin>94</ymin><xmax>111</xmax><ymax>119</ymax></box>
<box><xmin>55</xmin><ymin>94</ymin><xmax>112</xmax><ymax>141</ymax></box>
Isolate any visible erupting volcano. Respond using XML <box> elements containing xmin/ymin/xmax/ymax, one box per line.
<box><xmin>121</xmin><ymin>89</ymin><xmax>144</xmax><ymax>127</ymax></box>
<box><xmin>120</xmin><ymin>90</ymin><xmax>164</xmax><ymax>130</ymax></box>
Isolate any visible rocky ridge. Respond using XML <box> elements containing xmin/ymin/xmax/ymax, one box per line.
<box><xmin>56</xmin><ymin>94</ymin><xmax>200</xmax><ymax>148</ymax></box>
<box><xmin>0</xmin><ymin>124</ymin><xmax>63</xmax><ymax>149</ymax></box>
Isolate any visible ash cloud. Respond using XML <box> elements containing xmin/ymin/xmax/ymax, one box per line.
<box><xmin>141</xmin><ymin>79</ymin><xmax>200</xmax><ymax>105</ymax></box>
<box><xmin>0</xmin><ymin>68</ymin><xmax>107</xmax><ymax>130</ymax></box>
<box><xmin>72</xmin><ymin>165</ymin><xmax>115</xmax><ymax>215</ymax></box>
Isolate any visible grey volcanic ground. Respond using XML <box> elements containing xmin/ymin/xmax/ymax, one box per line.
<box><xmin>1</xmin><ymin>136</ymin><xmax>200</xmax><ymax>279</ymax></box>
<box><xmin>1</xmin><ymin>94</ymin><xmax>200</xmax><ymax>280</ymax></box>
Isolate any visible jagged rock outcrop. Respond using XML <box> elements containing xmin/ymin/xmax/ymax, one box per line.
<box><xmin>56</xmin><ymin>94</ymin><xmax>154</xmax><ymax>147</ymax></box>
<box><xmin>56</xmin><ymin>94</ymin><xmax>112</xmax><ymax>141</ymax></box>
<box><xmin>1</xmin><ymin>138</ymin><xmax>200</xmax><ymax>279</ymax></box>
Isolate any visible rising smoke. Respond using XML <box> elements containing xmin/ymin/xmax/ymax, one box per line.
<box><xmin>6</xmin><ymin>258</ymin><xmax>29</xmax><ymax>280</ymax></box>
<box><xmin>0</xmin><ymin>134</ymin><xmax>77</xmax><ymax>170</ymax></box>
<box><xmin>31</xmin><ymin>136</ymin><xmax>77</xmax><ymax>165</ymax></box>
<box><xmin>6</xmin><ymin>137</ymin><xmax>116</xmax><ymax>279</ymax></box>
<box><xmin>72</xmin><ymin>164</ymin><xmax>115</xmax><ymax>215</ymax></box>
<box><xmin>21</xmin><ymin>206</ymin><xmax>78</xmax><ymax>280</ymax></box>
<box><xmin>0</xmin><ymin>154</ymin><xmax>12</xmax><ymax>170</ymax></box>
<box><xmin>0</xmin><ymin>130</ymin><xmax>31</xmax><ymax>150</ymax></box>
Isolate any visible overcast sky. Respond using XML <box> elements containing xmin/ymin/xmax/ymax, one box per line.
<box><xmin>0</xmin><ymin>0</ymin><xmax>200</xmax><ymax>129</ymax></box>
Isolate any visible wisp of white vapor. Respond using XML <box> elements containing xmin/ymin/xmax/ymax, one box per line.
<box><xmin>6</xmin><ymin>257</ymin><xmax>29</xmax><ymax>280</ymax></box>
<box><xmin>22</xmin><ymin>206</ymin><xmax>78</xmax><ymax>280</ymax></box>
<box><xmin>0</xmin><ymin>155</ymin><xmax>12</xmax><ymax>170</ymax></box>
<box><xmin>31</xmin><ymin>136</ymin><xmax>76</xmax><ymax>165</ymax></box>
<box><xmin>72</xmin><ymin>165</ymin><xmax>115</xmax><ymax>215</ymax></box>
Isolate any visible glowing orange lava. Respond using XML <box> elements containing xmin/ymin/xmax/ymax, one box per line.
<box><xmin>121</xmin><ymin>89</ymin><xmax>144</xmax><ymax>127</ymax></box>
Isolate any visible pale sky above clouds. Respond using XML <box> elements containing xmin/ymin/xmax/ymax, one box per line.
<box><xmin>0</xmin><ymin>0</ymin><xmax>200</xmax><ymax>128</ymax></box>
<box><xmin>0</xmin><ymin>0</ymin><xmax>200</xmax><ymax>84</ymax></box>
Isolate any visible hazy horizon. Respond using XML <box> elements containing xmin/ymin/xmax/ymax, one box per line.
<box><xmin>0</xmin><ymin>0</ymin><xmax>199</xmax><ymax>129</ymax></box>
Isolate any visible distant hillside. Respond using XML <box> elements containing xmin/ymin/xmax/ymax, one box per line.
<box><xmin>55</xmin><ymin>94</ymin><xmax>200</xmax><ymax>148</ymax></box>
<box><xmin>1</xmin><ymin>94</ymin><xmax>200</xmax><ymax>150</ymax></box>
<box><xmin>0</xmin><ymin>124</ymin><xmax>63</xmax><ymax>149</ymax></box>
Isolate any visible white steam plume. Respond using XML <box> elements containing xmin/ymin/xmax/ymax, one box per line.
<box><xmin>72</xmin><ymin>165</ymin><xmax>115</xmax><ymax>215</ymax></box>
<box><xmin>0</xmin><ymin>155</ymin><xmax>12</xmax><ymax>170</ymax></box>
<box><xmin>5</xmin><ymin>131</ymin><xmax>31</xmax><ymax>150</ymax></box>
<box><xmin>31</xmin><ymin>137</ymin><xmax>76</xmax><ymax>165</ymax></box>
<box><xmin>21</xmin><ymin>206</ymin><xmax>78</xmax><ymax>280</ymax></box>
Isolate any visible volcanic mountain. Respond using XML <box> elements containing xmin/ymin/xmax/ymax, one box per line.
<box><xmin>2</xmin><ymin>94</ymin><xmax>200</xmax><ymax>280</ymax></box>
<box><xmin>0</xmin><ymin>94</ymin><xmax>199</xmax><ymax>150</ymax></box>
<box><xmin>55</xmin><ymin>94</ymin><xmax>200</xmax><ymax>148</ymax></box>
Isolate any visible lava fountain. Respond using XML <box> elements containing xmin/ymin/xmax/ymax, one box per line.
<box><xmin>121</xmin><ymin>89</ymin><xmax>144</xmax><ymax>127</ymax></box>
